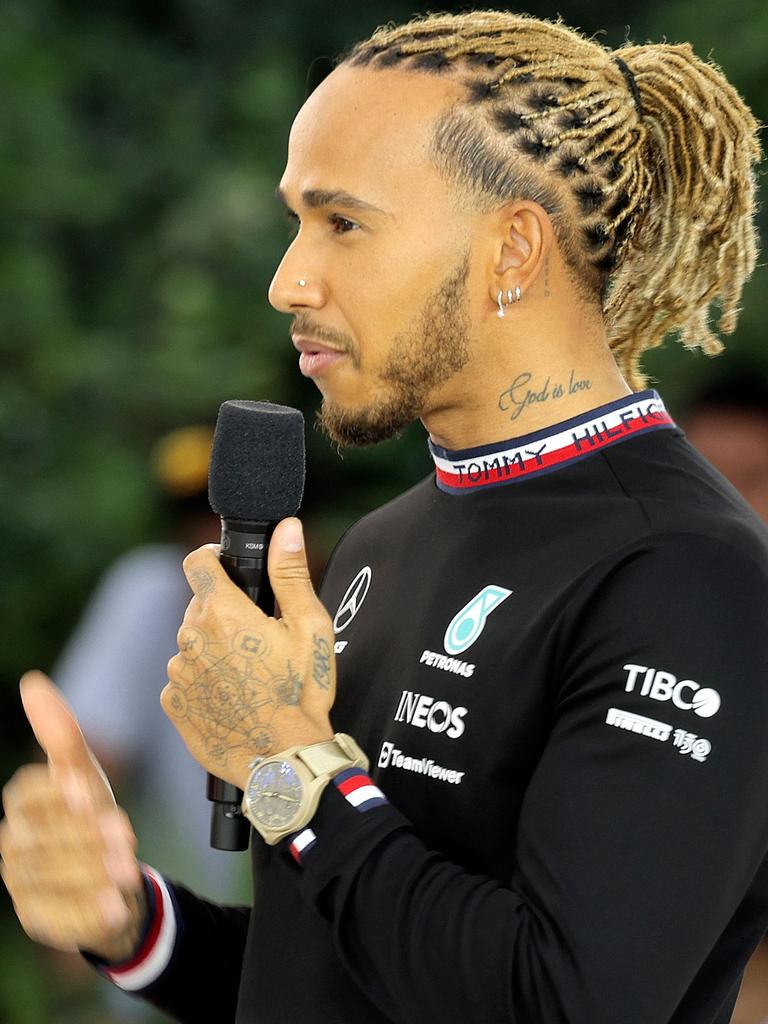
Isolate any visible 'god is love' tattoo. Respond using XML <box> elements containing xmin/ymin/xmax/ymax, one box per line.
<box><xmin>312</xmin><ymin>635</ymin><xmax>332</xmax><ymax>690</ymax></box>
<box><xmin>498</xmin><ymin>370</ymin><xmax>592</xmax><ymax>421</ymax></box>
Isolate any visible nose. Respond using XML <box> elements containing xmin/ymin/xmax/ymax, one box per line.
<box><xmin>268</xmin><ymin>247</ymin><xmax>325</xmax><ymax>314</ymax></box>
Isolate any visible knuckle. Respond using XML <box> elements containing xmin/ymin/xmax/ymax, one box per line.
<box><xmin>114</xmin><ymin>808</ymin><xmax>138</xmax><ymax>849</ymax></box>
<box><xmin>276</xmin><ymin>563</ymin><xmax>313</xmax><ymax>583</ymax></box>
<box><xmin>181</xmin><ymin>550</ymin><xmax>199</xmax><ymax>574</ymax></box>
<box><xmin>2</xmin><ymin>764</ymin><xmax>48</xmax><ymax>816</ymax></box>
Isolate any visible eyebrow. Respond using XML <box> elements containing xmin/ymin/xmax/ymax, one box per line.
<box><xmin>275</xmin><ymin>186</ymin><xmax>390</xmax><ymax>217</ymax></box>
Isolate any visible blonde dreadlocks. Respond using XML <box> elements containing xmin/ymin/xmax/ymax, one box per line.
<box><xmin>343</xmin><ymin>11</ymin><xmax>762</xmax><ymax>389</ymax></box>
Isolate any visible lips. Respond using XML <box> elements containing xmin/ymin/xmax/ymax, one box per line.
<box><xmin>291</xmin><ymin>335</ymin><xmax>346</xmax><ymax>378</ymax></box>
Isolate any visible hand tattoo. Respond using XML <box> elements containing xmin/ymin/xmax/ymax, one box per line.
<box><xmin>189</xmin><ymin>568</ymin><xmax>216</xmax><ymax>598</ymax></box>
<box><xmin>312</xmin><ymin>635</ymin><xmax>332</xmax><ymax>690</ymax></box>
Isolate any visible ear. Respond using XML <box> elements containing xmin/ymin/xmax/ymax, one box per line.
<box><xmin>488</xmin><ymin>200</ymin><xmax>554</xmax><ymax>309</ymax></box>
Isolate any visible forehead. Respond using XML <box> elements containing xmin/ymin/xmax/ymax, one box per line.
<box><xmin>281</xmin><ymin>64</ymin><xmax>465</xmax><ymax>205</ymax></box>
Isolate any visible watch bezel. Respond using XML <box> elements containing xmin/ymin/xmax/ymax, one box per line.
<box><xmin>242</xmin><ymin>756</ymin><xmax>312</xmax><ymax>832</ymax></box>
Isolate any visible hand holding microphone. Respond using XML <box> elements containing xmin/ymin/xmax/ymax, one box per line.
<box><xmin>163</xmin><ymin>517</ymin><xmax>336</xmax><ymax>791</ymax></box>
<box><xmin>161</xmin><ymin>400</ymin><xmax>337</xmax><ymax>851</ymax></box>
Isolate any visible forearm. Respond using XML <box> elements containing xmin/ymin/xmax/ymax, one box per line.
<box><xmin>87</xmin><ymin>868</ymin><xmax>250</xmax><ymax>1024</ymax></box>
<box><xmin>89</xmin><ymin>881</ymin><xmax>149</xmax><ymax>963</ymax></box>
<box><xmin>283</xmin><ymin>765</ymin><xmax>768</xmax><ymax>1024</ymax></box>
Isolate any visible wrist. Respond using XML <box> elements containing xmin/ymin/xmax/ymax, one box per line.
<box><xmin>242</xmin><ymin>732</ymin><xmax>367</xmax><ymax>845</ymax></box>
<box><xmin>90</xmin><ymin>875</ymin><xmax>150</xmax><ymax>965</ymax></box>
<box><xmin>234</xmin><ymin>722</ymin><xmax>335</xmax><ymax>789</ymax></box>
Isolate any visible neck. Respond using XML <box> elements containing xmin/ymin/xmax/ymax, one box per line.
<box><xmin>424</xmin><ymin>361</ymin><xmax>631</xmax><ymax>450</ymax></box>
<box><xmin>423</xmin><ymin>296</ymin><xmax>631</xmax><ymax>450</ymax></box>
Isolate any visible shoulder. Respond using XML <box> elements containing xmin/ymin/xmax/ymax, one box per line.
<box><xmin>602</xmin><ymin>428</ymin><xmax>768</xmax><ymax>548</ymax></box>
<box><xmin>326</xmin><ymin>475</ymin><xmax>436</xmax><ymax>555</ymax></box>
<box><xmin>561</xmin><ymin>528</ymin><xmax>768</xmax><ymax>664</ymax></box>
<box><xmin>317</xmin><ymin>476</ymin><xmax>435</xmax><ymax>608</ymax></box>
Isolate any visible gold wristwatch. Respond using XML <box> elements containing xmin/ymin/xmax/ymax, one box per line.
<box><xmin>241</xmin><ymin>733</ymin><xmax>369</xmax><ymax>845</ymax></box>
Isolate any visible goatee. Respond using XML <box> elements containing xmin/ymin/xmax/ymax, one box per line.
<box><xmin>318</xmin><ymin>255</ymin><xmax>471</xmax><ymax>447</ymax></box>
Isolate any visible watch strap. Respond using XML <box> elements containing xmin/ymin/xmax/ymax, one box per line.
<box><xmin>296</xmin><ymin>733</ymin><xmax>369</xmax><ymax>778</ymax></box>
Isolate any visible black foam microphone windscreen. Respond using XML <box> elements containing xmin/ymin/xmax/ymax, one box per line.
<box><xmin>208</xmin><ymin>400</ymin><xmax>305</xmax><ymax>521</ymax></box>
<box><xmin>206</xmin><ymin>399</ymin><xmax>306</xmax><ymax>851</ymax></box>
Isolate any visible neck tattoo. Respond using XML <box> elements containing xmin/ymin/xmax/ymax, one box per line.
<box><xmin>498</xmin><ymin>370</ymin><xmax>593</xmax><ymax>422</ymax></box>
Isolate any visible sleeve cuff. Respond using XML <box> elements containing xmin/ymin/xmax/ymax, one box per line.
<box><xmin>86</xmin><ymin>866</ymin><xmax>179</xmax><ymax>992</ymax></box>
<box><xmin>281</xmin><ymin>767</ymin><xmax>411</xmax><ymax>896</ymax></box>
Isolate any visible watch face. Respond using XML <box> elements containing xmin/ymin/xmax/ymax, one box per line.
<box><xmin>246</xmin><ymin>760</ymin><xmax>303</xmax><ymax>831</ymax></box>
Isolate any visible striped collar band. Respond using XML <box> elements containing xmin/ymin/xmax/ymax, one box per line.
<box><xmin>429</xmin><ymin>390</ymin><xmax>674</xmax><ymax>494</ymax></box>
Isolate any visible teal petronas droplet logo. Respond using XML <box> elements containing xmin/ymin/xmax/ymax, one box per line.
<box><xmin>443</xmin><ymin>586</ymin><xmax>513</xmax><ymax>656</ymax></box>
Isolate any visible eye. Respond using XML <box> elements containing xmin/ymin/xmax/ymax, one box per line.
<box><xmin>329</xmin><ymin>214</ymin><xmax>360</xmax><ymax>235</ymax></box>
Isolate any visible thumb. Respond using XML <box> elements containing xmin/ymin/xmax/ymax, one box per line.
<box><xmin>20</xmin><ymin>670</ymin><xmax>114</xmax><ymax>800</ymax></box>
<box><xmin>267</xmin><ymin>518</ymin><xmax>319</xmax><ymax>623</ymax></box>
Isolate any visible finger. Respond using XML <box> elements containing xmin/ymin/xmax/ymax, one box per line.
<box><xmin>19</xmin><ymin>674</ymin><xmax>113</xmax><ymax>801</ymax></box>
<box><xmin>182</xmin><ymin>544</ymin><xmax>229</xmax><ymax>602</ymax></box>
<box><xmin>267</xmin><ymin>518</ymin><xmax>322</xmax><ymax>624</ymax></box>
<box><xmin>13</xmin><ymin>887</ymin><xmax>131</xmax><ymax>951</ymax></box>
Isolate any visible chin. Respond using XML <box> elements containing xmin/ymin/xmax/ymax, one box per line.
<box><xmin>317</xmin><ymin>395</ymin><xmax>414</xmax><ymax>448</ymax></box>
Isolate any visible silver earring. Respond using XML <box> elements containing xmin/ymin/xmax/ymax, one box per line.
<box><xmin>298</xmin><ymin>279</ymin><xmax>307</xmax><ymax>287</ymax></box>
<box><xmin>497</xmin><ymin>290</ymin><xmax>505</xmax><ymax>318</ymax></box>
<box><xmin>514</xmin><ymin>285</ymin><xmax>522</xmax><ymax>302</ymax></box>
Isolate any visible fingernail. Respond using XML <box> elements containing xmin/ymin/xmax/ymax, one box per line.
<box><xmin>281</xmin><ymin>519</ymin><xmax>303</xmax><ymax>553</ymax></box>
<box><xmin>97</xmin><ymin>888</ymin><xmax>129</xmax><ymax>928</ymax></box>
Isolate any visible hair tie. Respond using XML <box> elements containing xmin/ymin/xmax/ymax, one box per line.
<box><xmin>613</xmin><ymin>56</ymin><xmax>644</xmax><ymax>117</ymax></box>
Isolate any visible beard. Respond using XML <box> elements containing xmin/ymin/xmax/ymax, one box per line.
<box><xmin>317</xmin><ymin>254</ymin><xmax>471</xmax><ymax>447</ymax></box>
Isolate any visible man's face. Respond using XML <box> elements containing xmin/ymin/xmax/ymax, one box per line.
<box><xmin>268</xmin><ymin>65</ymin><xmax>481</xmax><ymax>445</ymax></box>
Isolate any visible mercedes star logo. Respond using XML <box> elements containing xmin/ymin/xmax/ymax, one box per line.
<box><xmin>333</xmin><ymin>566</ymin><xmax>373</xmax><ymax>634</ymax></box>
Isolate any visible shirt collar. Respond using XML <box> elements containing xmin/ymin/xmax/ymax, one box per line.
<box><xmin>429</xmin><ymin>390</ymin><xmax>675</xmax><ymax>494</ymax></box>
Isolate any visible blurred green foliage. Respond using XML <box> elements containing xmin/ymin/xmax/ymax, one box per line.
<box><xmin>0</xmin><ymin>0</ymin><xmax>765</xmax><ymax>1020</ymax></box>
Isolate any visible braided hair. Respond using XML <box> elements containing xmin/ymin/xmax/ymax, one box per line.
<box><xmin>342</xmin><ymin>11</ymin><xmax>761</xmax><ymax>389</ymax></box>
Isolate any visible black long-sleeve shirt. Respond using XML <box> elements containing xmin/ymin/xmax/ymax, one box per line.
<box><xmin>95</xmin><ymin>391</ymin><xmax>768</xmax><ymax>1023</ymax></box>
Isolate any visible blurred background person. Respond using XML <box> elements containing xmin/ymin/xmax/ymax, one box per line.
<box><xmin>682</xmin><ymin>370</ymin><xmax>768</xmax><ymax>1024</ymax></box>
<box><xmin>683</xmin><ymin>371</ymin><xmax>768</xmax><ymax>524</ymax></box>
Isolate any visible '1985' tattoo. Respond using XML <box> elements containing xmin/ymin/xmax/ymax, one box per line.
<box><xmin>312</xmin><ymin>635</ymin><xmax>332</xmax><ymax>690</ymax></box>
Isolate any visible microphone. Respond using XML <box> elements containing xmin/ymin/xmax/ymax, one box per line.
<box><xmin>206</xmin><ymin>400</ymin><xmax>306</xmax><ymax>851</ymax></box>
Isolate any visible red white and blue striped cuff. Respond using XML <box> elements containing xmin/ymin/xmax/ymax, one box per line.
<box><xmin>103</xmin><ymin>867</ymin><xmax>177</xmax><ymax>992</ymax></box>
<box><xmin>288</xmin><ymin>768</ymin><xmax>388</xmax><ymax>865</ymax></box>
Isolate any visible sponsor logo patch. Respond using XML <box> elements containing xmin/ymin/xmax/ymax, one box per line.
<box><xmin>443</xmin><ymin>585</ymin><xmax>513</xmax><ymax>655</ymax></box>
<box><xmin>333</xmin><ymin>567</ymin><xmax>372</xmax><ymax>634</ymax></box>
<box><xmin>394</xmin><ymin>690</ymin><xmax>467</xmax><ymax>739</ymax></box>
<box><xmin>623</xmin><ymin>664</ymin><xmax>721</xmax><ymax>718</ymax></box>
<box><xmin>420</xmin><ymin>649</ymin><xmax>475</xmax><ymax>678</ymax></box>
<box><xmin>605</xmin><ymin>707</ymin><xmax>672</xmax><ymax>742</ymax></box>
<box><xmin>377</xmin><ymin>741</ymin><xmax>465</xmax><ymax>785</ymax></box>
<box><xmin>605</xmin><ymin>708</ymin><xmax>712</xmax><ymax>763</ymax></box>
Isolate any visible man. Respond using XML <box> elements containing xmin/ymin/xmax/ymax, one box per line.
<box><xmin>683</xmin><ymin>372</ymin><xmax>768</xmax><ymax>526</ymax></box>
<box><xmin>2</xmin><ymin>11</ymin><xmax>766</xmax><ymax>1024</ymax></box>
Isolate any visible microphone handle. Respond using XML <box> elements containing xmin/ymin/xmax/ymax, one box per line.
<box><xmin>207</xmin><ymin>519</ymin><xmax>276</xmax><ymax>851</ymax></box>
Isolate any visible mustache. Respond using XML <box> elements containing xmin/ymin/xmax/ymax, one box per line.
<box><xmin>291</xmin><ymin>313</ymin><xmax>356</xmax><ymax>356</ymax></box>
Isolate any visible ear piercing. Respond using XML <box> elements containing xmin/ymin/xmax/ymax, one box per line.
<box><xmin>496</xmin><ymin>286</ymin><xmax>523</xmax><ymax>317</ymax></box>
<box><xmin>298</xmin><ymin>279</ymin><xmax>307</xmax><ymax>287</ymax></box>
